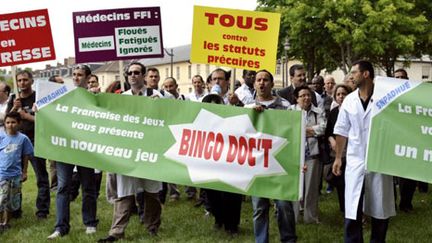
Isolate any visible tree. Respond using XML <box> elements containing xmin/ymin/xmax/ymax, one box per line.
<box><xmin>258</xmin><ymin>0</ymin><xmax>341</xmax><ymax>81</ymax></box>
<box><xmin>257</xmin><ymin>0</ymin><xmax>429</xmax><ymax>77</ymax></box>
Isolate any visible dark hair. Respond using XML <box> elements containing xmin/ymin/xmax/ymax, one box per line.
<box><xmin>74</xmin><ymin>64</ymin><xmax>92</xmax><ymax>76</ymax></box>
<box><xmin>0</xmin><ymin>82</ymin><xmax>11</xmax><ymax>96</ymax></box>
<box><xmin>289</xmin><ymin>64</ymin><xmax>304</xmax><ymax>77</ymax></box>
<box><xmin>164</xmin><ymin>77</ymin><xmax>177</xmax><ymax>85</ymax></box>
<box><xmin>89</xmin><ymin>74</ymin><xmax>99</xmax><ymax>82</ymax></box>
<box><xmin>16</xmin><ymin>70</ymin><xmax>33</xmax><ymax>80</ymax></box>
<box><xmin>202</xmin><ymin>94</ymin><xmax>224</xmax><ymax>104</ymax></box>
<box><xmin>127</xmin><ymin>62</ymin><xmax>146</xmax><ymax>75</ymax></box>
<box><xmin>293</xmin><ymin>86</ymin><xmax>312</xmax><ymax>102</ymax></box>
<box><xmin>312</xmin><ymin>75</ymin><xmax>324</xmax><ymax>85</ymax></box>
<box><xmin>242</xmin><ymin>70</ymin><xmax>256</xmax><ymax>77</ymax></box>
<box><xmin>255</xmin><ymin>69</ymin><xmax>274</xmax><ymax>82</ymax></box>
<box><xmin>146</xmin><ymin>67</ymin><xmax>159</xmax><ymax>75</ymax></box>
<box><xmin>211</xmin><ymin>68</ymin><xmax>231</xmax><ymax>81</ymax></box>
<box><xmin>5</xmin><ymin>111</ymin><xmax>21</xmax><ymax>123</ymax></box>
<box><xmin>206</xmin><ymin>74</ymin><xmax>212</xmax><ymax>84</ymax></box>
<box><xmin>352</xmin><ymin>60</ymin><xmax>374</xmax><ymax>80</ymax></box>
<box><xmin>394</xmin><ymin>68</ymin><xmax>408</xmax><ymax>79</ymax></box>
<box><xmin>333</xmin><ymin>84</ymin><xmax>352</xmax><ymax>100</ymax></box>
<box><xmin>192</xmin><ymin>75</ymin><xmax>204</xmax><ymax>83</ymax></box>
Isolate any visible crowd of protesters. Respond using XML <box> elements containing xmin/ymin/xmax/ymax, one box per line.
<box><xmin>0</xmin><ymin>60</ymin><xmax>428</xmax><ymax>243</ymax></box>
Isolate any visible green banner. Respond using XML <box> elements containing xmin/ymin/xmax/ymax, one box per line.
<box><xmin>35</xmin><ymin>85</ymin><xmax>303</xmax><ymax>200</ymax></box>
<box><xmin>366</xmin><ymin>77</ymin><xmax>432</xmax><ymax>183</ymax></box>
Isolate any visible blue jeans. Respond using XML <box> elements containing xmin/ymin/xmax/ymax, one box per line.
<box><xmin>252</xmin><ymin>197</ymin><xmax>297</xmax><ymax>243</ymax></box>
<box><xmin>30</xmin><ymin>156</ymin><xmax>50</xmax><ymax>216</ymax></box>
<box><xmin>54</xmin><ymin>162</ymin><xmax>98</xmax><ymax>235</ymax></box>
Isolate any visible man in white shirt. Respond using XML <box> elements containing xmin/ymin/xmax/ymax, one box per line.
<box><xmin>333</xmin><ymin>60</ymin><xmax>395</xmax><ymax>243</ymax></box>
<box><xmin>99</xmin><ymin>62</ymin><xmax>163</xmax><ymax>242</ymax></box>
<box><xmin>234</xmin><ymin>70</ymin><xmax>256</xmax><ymax>105</ymax></box>
<box><xmin>186</xmin><ymin>75</ymin><xmax>207</xmax><ymax>102</ymax></box>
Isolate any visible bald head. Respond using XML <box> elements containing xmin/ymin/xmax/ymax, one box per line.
<box><xmin>324</xmin><ymin>75</ymin><xmax>336</xmax><ymax>95</ymax></box>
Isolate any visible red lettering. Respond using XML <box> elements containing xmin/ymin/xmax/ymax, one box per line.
<box><xmin>204</xmin><ymin>132</ymin><xmax>215</xmax><ymax>160</ymax></box>
<box><xmin>193</xmin><ymin>131</ymin><xmax>206</xmax><ymax>157</ymax></box>
<box><xmin>204</xmin><ymin>41</ymin><xmax>219</xmax><ymax>51</ymax></box>
<box><xmin>261</xmin><ymin>139</ymin><xmax>272</xmax><ymax>168</ymax></box>
<box><xmin>248</xmin><ymin>138</ymin><xmax>256</xmax><ymax>166</ymax></box>
<box><xmin>237</xmin><ymin>16</ymin><xmax>252</xmax><ymax>29</ymax></box>
<box><xmin>204</xmin><ymin>12</ymin><xmax>268</xmax><ymax>31</ymax></box>
<box><xmin>213</xmin><ymin>133</ymin><xmax>224</xmax><ymax>161</ymax></box>
<box><xmin>220</xmin><ymin>14</ymin><xmax>235</xmax><ymax>27</ymax></box>
<box><xmin>254</xmin><ymin>18</ymin><xmax>268</xmax><ymax>31</ymax></box>
<box><xmin>188</xmin><ymin>130</ymin><xmax>197</xmax><ymax>156</ymax></box>
<box><xmin>227</xmin><ymin>135</ymin><xmax>238</xmax><ymax>163</ymax></box>
<box><xmin>204</xmin><ymin>12</ymin><xmax>219</xmax><ymax>25</ymax></box>
<box><xmin>179</xmin><ymin>129</ymin><xmax>191</xmax><ymax>155</ymax></box>
<box><xmin>237</xmin><ymin>136</ymin><xmax>248</xmax><ymax>165</ymax></box>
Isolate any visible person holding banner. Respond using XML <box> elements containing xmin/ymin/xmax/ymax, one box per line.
<box><xmin>245</xmin><ymin>69</ymin><xmax>297</xmax><ymax>243</ymax></box>
<box><xmin>7</xmin><ymin>70</ymin><xmax>50</xmax><ymax>220</ymax></box>
<box><xmin>99</xmin><ymin>62</ymin><xmax>163</xmax><ymax>242</ymax></box>
<box><xmin>393</xmin><ymin>68</ymin><xmax>417</xmax><ymax>213</ymax></box>
<box><xmin>48</xmin><ymin>65</ymin><xmax>99</xmax><ymax>239</ymax></box>
<box><xmin>234</xmin><ymin>70</ymin><xmax>256</xmax><ymax>105</ymax></box>
<box><xmin>204</xmin><ymin>68</ymin><xmax>243</xmax><ymax>235</ymax></box>
<box><xmin>332</xmin><ymin>60</ymin><xmax>395</xmax><ymax>243</ymax></box>
<box><xmin>289</xmin><ymin>86</ymin><xmax>326</xmax><ymax>224</ymax></box>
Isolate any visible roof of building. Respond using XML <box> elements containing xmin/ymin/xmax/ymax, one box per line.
<box><xmin>93</xmin><ymin>61</ymin><xmax>121</xmax><ymax>73</ymax></box>
<box><xmin>90</xmin><ymin>45</ymin><xmax>192</xmax><ymax>73</ymax></box>
<box><xmin>138</xmin><ymin>44</ymin><xmax>191</xmax><ymax>66</ymax></box>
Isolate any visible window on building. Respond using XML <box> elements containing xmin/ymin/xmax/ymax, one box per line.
<box><xmin>188</xmin><ymin>65</ymin><xmax>192</xmax><ymax>79</ymax></box>
<box><xmin>189</xmin><ymin>87</ymin><xmax>192</xmax><ymax>93</ymax></box>
<box><xmin>176</xmin><ymin>66</ymin><xmax>180</xmax><ymax>80</ymax></box>
<box><xmin>276</xmin><ymin>63</ymin><xmax>281</xmax><ymax>75</ymax></box>
<box><xmin>196</xmin><ymin>64</ymin><xmax>201</xmax><ymax>75</ymax></box>
<box><xmin>206</xmin><ymin>64</ymin><xmax>210</xmax><ymax>76</ymax></box>
<box><xmin>422</xmin><ymin>66</ymin><xmax>430</xmax><ymax>80</ymax></box>
<box><xmin>165</xmin><ymin>68</ymin><xmax>169</xmax><ymax>78</ymax></box>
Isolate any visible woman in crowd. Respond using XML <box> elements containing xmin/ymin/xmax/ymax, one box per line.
<box><xmin>289</xmin><ymin>86</ymin><xmax>326</xmax><ymax>224</ymax></box>
<box><xmin>325</xmin><ymin>84</ymin><xmax>352</xmax><ymax>212</ymax></box>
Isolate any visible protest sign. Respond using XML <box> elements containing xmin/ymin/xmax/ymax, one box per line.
<box><xmin>191</xmin><ymin>6</ymin><xmax>280</xmax><ymax>73</ymax></box>
<box><xmin>366</xmin><ymin>76</ymin><xmax>431</xmax><ymax>183</ymax></box>
<box><xmin>0</xmin><ymin>9</ymin><xmax>55</xmax><ymax>67</ymax></box>
<box><xmin>73</xmin><ymin>7</ymin><xmax>163</xmax><ymax>63</ymax></box>
<box><xmin>35</xmin><ymin>84</ymin><xmax>304</xmax><ymax>200</ymax></box>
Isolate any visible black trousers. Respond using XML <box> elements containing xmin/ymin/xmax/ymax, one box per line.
<box><xmin>206</xmin><ymin>189</ymin><xmax>242</xmax><ymax>231</ymax></box>
<box><xmin>398</xmin><ymin>177</ymin><xmax>416</xmax><ymax>211</ymax></box>
<box><xmin>344</xmin><ymin>189</ymin><xmax>389</xmax><ymax>243</ymax></box>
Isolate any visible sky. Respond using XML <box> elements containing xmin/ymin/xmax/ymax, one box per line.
<box><xmin>1</xmin><ymin>0</ymin><xmax>258</xmax><ymax>70</ymax></box>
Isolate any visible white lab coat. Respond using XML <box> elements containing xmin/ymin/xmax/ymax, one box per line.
<box><xmin>334</xmin><ymin>89</ymin><xmax>395</xmax><ymax>220</ymax></box>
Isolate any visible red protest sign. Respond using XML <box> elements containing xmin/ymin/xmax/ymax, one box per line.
<box><xmin>0</xmin><ymin>9</ymin><xmax>56</xmax><ymax>67</ymax></box>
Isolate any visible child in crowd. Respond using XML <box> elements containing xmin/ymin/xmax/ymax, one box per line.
<box><xmin>0</xmin><ymin>112</ymin><xmax>33</xmax><ymax>232</ymax></box>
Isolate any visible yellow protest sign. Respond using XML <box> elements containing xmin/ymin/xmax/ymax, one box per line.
<box><xmin>191</xmin><ymin>6</ymin><xmax>280</xmax><ymax>73</ymax></box>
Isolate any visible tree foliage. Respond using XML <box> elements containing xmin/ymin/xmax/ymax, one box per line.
<box><xmin>257</xmin><ymin>0</ymin><xmax>430</xmax><ymax>78</ymax></box>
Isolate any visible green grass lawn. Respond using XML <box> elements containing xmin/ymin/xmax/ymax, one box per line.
<box><xmin>2</xmin><ymin>168</ymin><xmax>432</xmax><ymax>242</ymax></box>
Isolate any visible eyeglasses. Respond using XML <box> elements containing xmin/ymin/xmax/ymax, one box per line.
<box><xmin>127</xmin><ymin>71</ymin><xmax>141</xmax><ymax>76</ymax></box>
<box><xmin>394</xmin><ymin>75</ymin><xmax>407</xmax><ymax>79</ymax></box>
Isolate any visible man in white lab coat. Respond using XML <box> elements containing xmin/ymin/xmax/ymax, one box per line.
<box><xmin>332</xmin><ymin>60</ymin><xmax>395</xmax><ymax>243</ymax></box>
